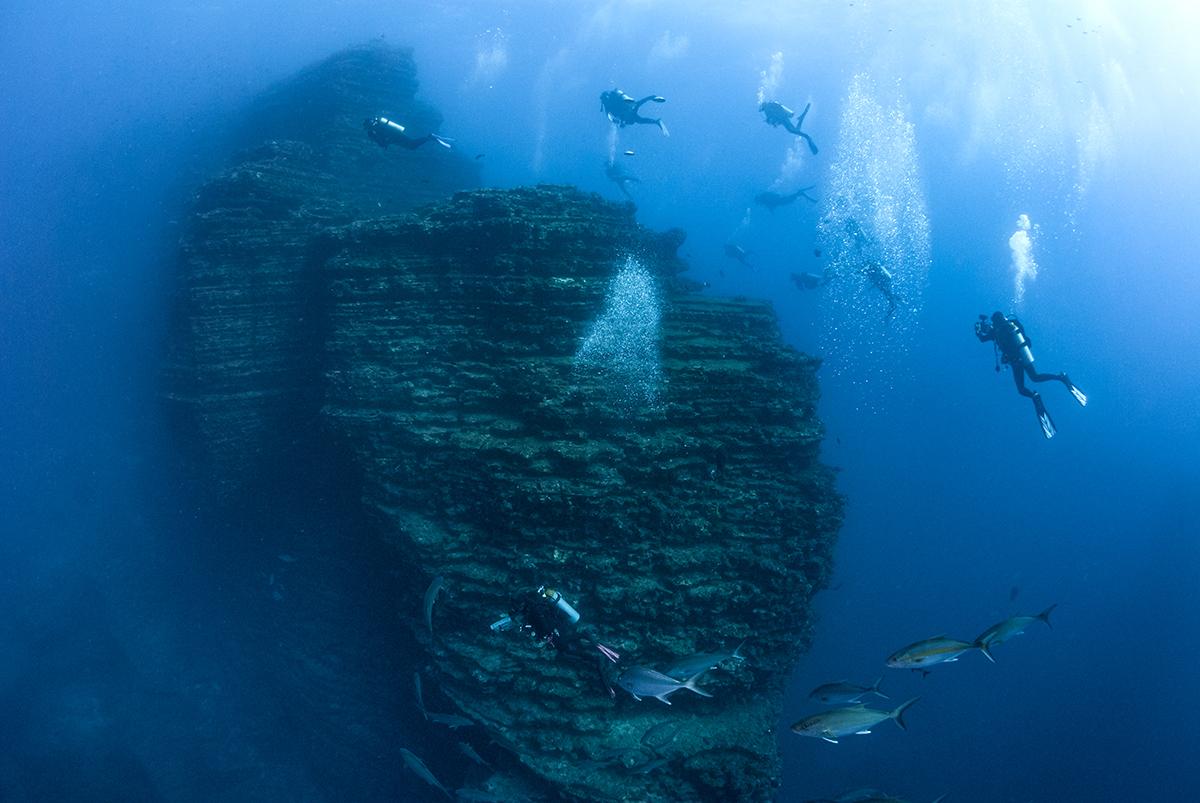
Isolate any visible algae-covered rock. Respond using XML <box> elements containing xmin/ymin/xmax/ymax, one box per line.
<box><xmin>321</xmin><ymin>185</ymin><xmax>842</xmax><ymax>801</ymax></box>
<box><xmin>163</xmin><ymin>43</ymin><xmax>478</xmax><ymax>497</ymax></box>
<box><xmin>163</xmin><ymin>43</ymin><xmax>841</xmax><ymax>803</ymax></box>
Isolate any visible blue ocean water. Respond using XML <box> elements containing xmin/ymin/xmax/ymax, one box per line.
<box><xmin>2</xmin><ymin>2</ymin><xmax>1197</xmax><ymax>801</ymax></box>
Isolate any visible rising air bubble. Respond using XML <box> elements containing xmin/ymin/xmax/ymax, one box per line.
<box><xmin>1009</xmin><ymin>213</ymin><xmax>1038</xmax><ymax>307</ymax></box>
<box><xmin>574</xmin><ymin>256</ymin><xmax>664</xmax><ymax>413</ymax></box>
<box><xmin>816</xmin><ymin>73</ymin><xmax>931</xmax><ymax>393</ymax></box>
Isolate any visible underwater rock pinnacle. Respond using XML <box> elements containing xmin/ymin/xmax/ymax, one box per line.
<box><xmin>322</xmin><ymin>185</ymin><xmax>842</xmax><ymax>801</ymax></box>
<box><xmin>163</xmin><ymin>43</ymin><xmax>841</xmax><ymax>803</ymax></box>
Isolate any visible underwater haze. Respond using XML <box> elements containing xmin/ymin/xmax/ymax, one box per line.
<box><xmin>3</xmin><ymin>1</ymin><xmax>1199</xmax><ymax>801</ymax></box>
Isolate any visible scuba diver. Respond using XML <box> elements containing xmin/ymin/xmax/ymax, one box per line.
<box><xmin>755</xmin><ymin>185</ymin><xmax>817</xmax><ymax>212</ymax></box>
<box><xmin>604</xmin><ymin>161</ymin><xmax>641</xmax><ymax>199</ymax></box>
<box><xmin>492</xmin><ymin>586</ymin><xmax>621</xmax><ymax>696</ymax></box>
<box><xmin>724</xmin><ymin>243</ymin><xmax>754</xmax><ymax>269</ymax></box>
<box><xmin>975</xmin><ymin>311</ymin><xmax>1088</xmax><ymax>439</ymax></box>
<box><xmin>805</xmin><ymin>219</ymin><xmax>897</xmax><ymax>321</ymax></box>
<box><xmin>864</xmin><ymin>261</ymin><xmax>898</xmax><ymax>320</ymax></box>
<box><xmin>759</xmin><ymin>100</ymin><xmax>819</xmax><ymax>155</ymax></box>
<box><xmin>841</xmin><ymin>220</ymin><xmax>896</xmax><ymax>320</ymax></box>
<box><xmin>600</xmin><ymin>89</ymin><xmax>669</xmax><ymax>136</ymax></box>
<box><xmin>791</xmin><ymin>270</ymin><xmax>830</xmax><ymax>290</ymax></box>
<box><xmin>363</xmin><ymin>116</ymin><xmax>452</xmax><ymax>150</ymax></box>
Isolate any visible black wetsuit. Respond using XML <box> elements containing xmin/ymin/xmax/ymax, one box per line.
<box><xmin>976</xmin><ymin>312</ymin><xmax>1084</xmax><ymax>438</ymax></box>
<box><xmin>363</xmin><ymin>117</ymin><xmax>443</xmax><ymax>150</ymax></box>
<box><xmin>819</xmin><ymin>221</ymin><xmax>896</xmax><ymax>319</ymax></box>
<box><xmin>760</xmin><ymin>101</ymin><xmax>818</xmax><ymax>155</ymax></box>
<box><xmin>510</xmin><ymin>591</ymin><xmax>619</xmax><ymax>695</ymax></box>
<box><xmin>791</xmin><ymin>271</ymin><xmax>830</xmax><ymax>290</ymax></box>
<box><xmin>605</xmin><ymin>163</ymin><xmax>639</xmax><ymax>199</ymax></box>
<box><xmin>865</xmin><ymin>262</ymin><xmax>898</xmax><ymax>319</ymax></box>
<box><xmin>978</xmin><ymin>314</ymin><xmax>1070</xmax><ymax>396</ymax></box>
<box><xmin>600</xmin><ymin>90</ymin><xmax>667</xmax><ymax>133</ymax></box>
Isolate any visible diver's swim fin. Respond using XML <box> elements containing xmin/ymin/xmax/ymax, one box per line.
<box><xmin>1063</xmin><ymin>374</ymin><xmax>1087</xmax><ymax>407</ymax></box>
<box><xmin>431</xmin><ymin>134</ymin><xmax>454</xmax><ymax>149</ymax></box>
<box><xmin>656</xmin><ymin>119</ymin><xmax>670</xmax><ymax>137</ymax></box>
<box><xmin>1033</xmin><ymin>395</ymin><xmax>1056</xmax><ymax>439</ymax></box>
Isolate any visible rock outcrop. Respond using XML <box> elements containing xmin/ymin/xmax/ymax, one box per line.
<box><xmin>163</xmin><ymin>44</ymin><xmax>842</xmax><ymax>803</ymax></box>
<box><xmin>320</xmin><ymin>186</ymin><xmax>841</xmax><ymax>801</ymax></box>
<box><xmin>163</xmin><ymin>44</ymin><xmax>478</xmax><ymax>496</ymax></box>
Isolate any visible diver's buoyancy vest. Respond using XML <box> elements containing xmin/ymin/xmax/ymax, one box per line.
<box><xmin>997</xmin><ymin>319</ymin><xmax>1035</xmax><ymax>365</ymax></box>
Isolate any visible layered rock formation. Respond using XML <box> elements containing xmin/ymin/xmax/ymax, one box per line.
<box><xmin>163</xmin><ymin>44</ymin><xmax>842</xmax><ymax>803</ymax></box>
<box><xmin>320</xmin><ymin>186</ymin><xmax>841</xmax><ymax>801</ymax></box>
<box><xmin>163</xmin><ymin>44</ymin><xmax>478</xmax><ymax>496</ymax></box>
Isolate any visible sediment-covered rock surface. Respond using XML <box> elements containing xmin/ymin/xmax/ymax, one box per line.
<box><xmin>163</xmin><ymin>43</ymin><xmax>478</xmax><ymax>496</ymax></box>
<box><xmin>163</xmin><ymin>44</ymin><xmax>842</xmax><ymax>803</ymax></box>
<box><xmin>321</xmin><ymin>186</ymin><xmax>842</xmax><ymax>801</ymax></box>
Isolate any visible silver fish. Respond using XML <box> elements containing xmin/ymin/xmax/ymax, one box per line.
<box><xmin>399</xmin><ymin>747</ymin><xmax>451</xmax><ymax>798</ymax></box>
<box><xmin>662</xmin><ymin>640</ymin><xmax>746</xmax><ymax>680</ymax></box>
<box><xmin>809</xmin><ymin>676</ymin><xmax>888</xmax><ymax>705</ymax></box>
<box><xmin>973</xmin><ymin>604</ymin><xmax>1056</xmax><ymax>659</ymax></box>
<box><xmin>833</xmin><ymin>790</ymin><xmax>948</xmax><ymax>803</ymax></box>
<box><xmin>414</xmin><ymin>672</ymin><xmax>427</xmax><ymax>719</ymax></box>
<box><xmin>640</xmin><ymin>720</ymin><xmax>682</xmax><ymax>751</ymax></box>
<box><xmin>886</xmin><ymin>636</ymin><xmax>987</xmax><ymax>670</ymax></box>
<box><xmin>455</xmin><ymin>790</ymin><xmax>510</xmax><ymax>802</ymax></box>
<box><xmin>427</xmin><ymin>712</ymin><xmax>474</xmax><ymax>729</ymax></box>
<box><xmin>754</xmin><ymin>186</ymin><xmax>817</xmax><ymax>211</ymax></box>
<box><xmin>832</xmin><ymin>791</ymin><xmax>891</xmax><ymax>803</ymax></box>
<box><xmin>790</xmin><ymin>698</ymin><xmax>919</xmax><ymax>744</ymax></box>
<box><xmin>616</xmin><ymin>666</ymin><xmax>712</xmax><ymax>705</ymax></box>
<box><xmin>582</xmin><ymin>746</ymin><xmax>648</xmax><ymax>770</ymax></box>
<box><xmin>424</xmin><ymin>575</ymin><xmax>445</xmax><ymax>635</ymax></box>
<box><xmin>630</xmin><ymin>756</ymin><xmax>671</xmax><ymax>774</ymax></box>
<box><xmin>456</xmin><ymin>741</ymin><xmax>491</xmax><ymax>767</ymax></box>
<box><xmin>802</xmin><ymin>789</ymin><xmax>890</xmax><ymax>803</ymax></box>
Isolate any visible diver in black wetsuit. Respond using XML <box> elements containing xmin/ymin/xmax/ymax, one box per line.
<box><xmin>759</xmin><ymin>100</ymin><xmax>818</xmax><ymax>155</ymax></box>
<box><xmin>791</xmin><ymin>270</ymin><xmax>830</xmax><ymax>290</ymax></box>
<box><xmin>600</xmin><ymin>89</ymin><xmax>669</xmax><ymax>135</ymax></box>
<box><xmin>493</xmin><ymin>586</ymin><xmax>621</xmax><ymax>696</ymax></box>
<box><xmin>363</xmin><ymin>116</ymin><xmax>452</xmax><ymax>150</ymax></box>
<box><xmin>604</xmin><ymin>161</ymin><xmax>640</xmax><ymax>199</ymax></box>
<box><xmin>975</xmin><ymin>311</ymin><xmax>1088</xmax><ymax>439</ymax></box>
<box><xmin>803</xmin><ymin>219</ymin><xmax>896</xmax><ymax>320</ymax></box>
<box><xmin>864</xmin><ymin>261</ymin><xmax>898</xmax><ymax>320</ymax></box>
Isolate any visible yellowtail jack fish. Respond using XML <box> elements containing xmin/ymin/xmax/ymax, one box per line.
<box><xmin>973</xmin><ymin>604</ymin><xmax>1057</xmax><ymax>659</ymax></box>
<box><xmin>791</xmin><ymin>697</ymin><xmax>919</xmax><ymax>744</ymax></box>
<box><xmin>886</xmin><ymin>635</ymin><xmax>991</xmax><ymax>674</ymax></box>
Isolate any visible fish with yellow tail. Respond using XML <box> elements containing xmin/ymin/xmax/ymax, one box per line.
<box><xmin>973</xmin><ymin>604</ymin><xmax>1057</xmax><ymax>659</ymax></box>
<box><xmin>886</xmin><ymin>635</ymin><xmax>992</xmax><ymax>675</ymax></box>
<box><xmin>791</xmin><ymin>697</ymin><xmax>919</xmax><ymax>744</ymax></box>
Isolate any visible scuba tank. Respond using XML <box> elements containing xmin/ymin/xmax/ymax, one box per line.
<box><xmin>363</xmin><ymin>117</ymin><xmax>406</xmax><ymax>147</ymax></box>
<box><xmin>1007</xmin><ymin>320</ymin><xmax>1035</xmax><ymax>365</ymax></box>
<box><xmin>537</xmin><ymin>586</ymin><xmax>580</xmax><ymax>625</ymax></box>
<box><xmin>994</xmin><ymin>315</ymin><xmax>1034</xmax><ymax>366</ymax></box>
<box><xmin>370</xmin><ymin>116</ymin><xmax>405</xmax><ymax>135</ymax></box>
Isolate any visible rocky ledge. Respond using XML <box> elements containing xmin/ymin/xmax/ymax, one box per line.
<box><xmin>163</xmin><ymin>43</ymin><xmax>479</xmax><ymax>496</ymax></box>
<box><xmin>162</xmin><ymin>43</ymin><xmax>842</xmax><ymax>803</ymax></box>
<box><xmin>320</xmin><ymin>185</ymin><xmax>842</xmax><ymax>801</ymax></box>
